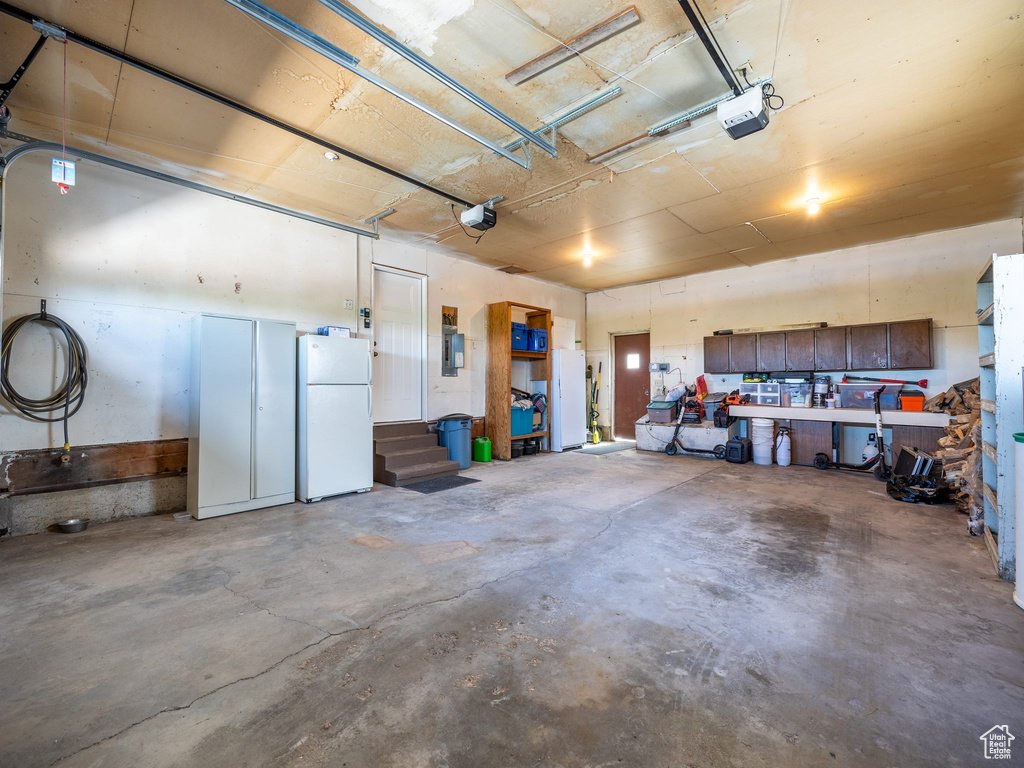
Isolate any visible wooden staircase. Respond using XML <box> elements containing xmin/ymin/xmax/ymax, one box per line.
<box><xmin>373</xmin><ymin>422</ymin><xmax>460</xmax><ymax>487</ymax></box>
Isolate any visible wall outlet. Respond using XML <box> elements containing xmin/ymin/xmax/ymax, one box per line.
<box><xmin>344</xmin><ymin>299</ymin><xmax>354</xmax><ymax>310</ymax></box>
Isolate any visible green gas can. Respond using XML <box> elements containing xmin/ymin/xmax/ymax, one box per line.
<box><xmin>472</xmin><ymin>436</ymin><xmax>492</xmax><ymax>463</ymax></box>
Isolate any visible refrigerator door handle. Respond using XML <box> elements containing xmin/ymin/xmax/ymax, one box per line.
<box><xmin>367</xmin><ymin>386</ymin><xmax>373</xmax><ymax>420</ymax></box>
<box><xmin>367</xmin><ymin>345</ymin><xmax>373</xmax><ymax>384</ymax></box>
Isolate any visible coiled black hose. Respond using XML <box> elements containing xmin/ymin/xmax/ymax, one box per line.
<box><xmin>1</xmin><ymin>311</ymin><xmax>88</xmax><ymax>451</ymax></box>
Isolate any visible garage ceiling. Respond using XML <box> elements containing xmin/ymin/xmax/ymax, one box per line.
<box><xmin>1</xmin><ymin>0</ymin><xmax>1022</xmax><ymax>291</ymax></box>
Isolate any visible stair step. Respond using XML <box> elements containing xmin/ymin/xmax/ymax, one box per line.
<box><xmin>393</xmin><ymin>468</ymin><xmax>461</xmax><ymax>488</ymax></box>
<box><xmin>374</xmin><ymin>433</ymin><xmax>438</xmax><ymax>453</ymax></box>
<box><xmin>379</xmin><ymin>459</ymin><xmax>460</xmax><ymax>487</ymax></box>
<box><xmin>375</xmin><ymin>446</ymin><xmax>449</xmax><ymax>471</ymax></box>
<box><xmin>373</xmin><ymin>421</ymin><xmax>430</xmax><ymax>440</ymax></box>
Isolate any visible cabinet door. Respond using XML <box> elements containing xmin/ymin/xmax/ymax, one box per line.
<box><xmin>785</xmin><ymin>330</ymin><xmax>815</xmax><ymax>371</ymax></box>
<box><xmin>814</xmin><ymin>327</ymin><xmax>848</xmax><ymax>371</ymax></box>
<box><xmin>757</xmin><ymin>332</ymin><xmax>786</xmax><ymax>372</ymax></box>
<box><xmin>703</xmin><ymin>336</ymin><xmax>730</xmax><ymax>373</ymax></box>
<box><xmin>849</xmin><ymin>324</ymin><xmax>888</xmax><ymax>370</ymax></box>
<box><xmin>889</xmin><ymin>320</ymin><xmax>932</xmax><ymax>369</ymax></box>
<box><xmin>254</xmin><ymin>320</ymin><xmax>297</xmax><ymax>499</ymax></box>
<box><xmin>788</xmin><ymin>420</ymin><xmax>833</xmax><ymax>466</ymax></box>
<box><xmin>198</xmin><ymin>317</ymin><xmax>253</xmax><ymax>507</ymax></box>
<box><xmin>729</xmin><ymin>334</ymin><xmax>758</xmax><ymax>373</ymax></box>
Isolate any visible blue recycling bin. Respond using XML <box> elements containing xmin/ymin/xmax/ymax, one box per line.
<box><xmin>436</xmin><ymin>414</ymin><xmax>473</xmax><ymax>470</ymax></box>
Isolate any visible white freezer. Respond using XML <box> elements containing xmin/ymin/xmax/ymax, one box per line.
<box><xmin>551</xmin><ymin>349</ymin><xmax>587</xmax><ymax>451</ymax></box>
<box><xmin>299</xmin><ymin>334</ymin><xmax>372</xmax><ymax>385</ymax></box>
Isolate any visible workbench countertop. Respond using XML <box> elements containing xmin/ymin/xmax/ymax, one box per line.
<box><xmin>730</xmin><ymin>404</ymin><xmax>951</xmax><ymax>427</ymax></box>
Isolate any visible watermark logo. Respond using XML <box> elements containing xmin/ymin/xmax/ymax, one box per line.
<box><xmin>980</xmin><ymin>725</ymin><xmax>1014</xmax><ymax>759</ymax></box>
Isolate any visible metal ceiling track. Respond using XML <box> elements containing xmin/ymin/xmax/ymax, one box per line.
<box><xmin>222</xmin><ymin>0</ymin><xmax>547</xmax><ymax>170</ymax></box>
<box><xmin>675</xmin><ymin>0</ymin><xmax>743</xmax><ymax>97</ymax></box>
<box><xmin>0</xmin><ymin>1</ymin><xmax>473</xmax><ymax>208</ymax></box>
<box><xmin>313</xmin><ymin>0</ymin><xmax>557</xmax><ymax>160</ymax></box>
<box><xmin>647</xmin><ymin>76</ymin><xmax>770</xmax><ymax>136</ymax></box>
<box><xmin>0</xmin><ymin>139</ymin><xmax>380</xmax><ymax>239</ymax></box>
<box><xmin>502</xmin><ymin>86</ymin><xmax>621</xmax><ymax>154</ymax></box>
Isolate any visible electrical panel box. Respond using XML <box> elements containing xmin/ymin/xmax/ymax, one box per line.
<box><xmin>441</xmin><ymin>305</ymin><xmax>463</xmax><ymax>377</ymax></box>
<box><xmin>442</xmin><ymin>327</ymin><xmax>464</xmax><ymax>377</ymax></box>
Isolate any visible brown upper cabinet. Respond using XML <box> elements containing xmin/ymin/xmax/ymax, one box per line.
<box><xmin>889</xmin><ymin>319</ymin><xmax>932</xmax><ymax>369</ymax></box>
<box><xmin>703</xmin><ymin>335</ymin><xmax>730</xmax><ymax>374</ymax></box>
<box><xmin>701</xmin><ymin>319</ymin><xmax>932</xmax><ymax>374</ymax></box>
<box><xmin>757</xmin><ymin>332</ymin><xmax>787</xmax><ymax>372</ymax></box>
<box><xmin>814</xmin><ymin>327</ymin><xmax>848</xmax><ymax>371</ymax></box>
<box><xmin>785</xmin><ymin>330</ymin><xmax>815</xmax><ymax>371</ymax></box>
<box><xmin>849</xmin><ymin>324</ymin><xmax>888</xmax><ymax>370</ymax></box>
<box><xmin>729</xmin><ymin>334</ymin><xmax>758</xmax><ymax>372</ymax></box>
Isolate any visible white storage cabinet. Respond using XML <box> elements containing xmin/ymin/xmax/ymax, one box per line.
<box><xmin>188</xmin><ymin>314</ymin><xmax>296</xmax><ymax>519</ymax></box>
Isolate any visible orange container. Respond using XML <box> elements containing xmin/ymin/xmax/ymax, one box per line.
<box><xmin>900</xmin><ymin>391</ymin><xmax>925</xmax><ymax>411</ymax></box>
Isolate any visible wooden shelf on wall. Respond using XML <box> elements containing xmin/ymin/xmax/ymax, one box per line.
<box><xmin>511</xmin><ymin>349</ymin><xmax>548</xmax><ymax>359</ymax></box>
<box><xmin>485</xmin><ymin>301</ymin><xmax>553</xmax><ymax>461</ymax></box>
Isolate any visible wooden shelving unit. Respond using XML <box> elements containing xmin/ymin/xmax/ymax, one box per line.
<box><xmin>486</xmin><ymin>301</ymin><xmax>552</xmax><ymax>461</ymax></box>
<box><xmin>976</xmin><ymin>253</ymin><xmax>1024</xmax><ymax>584</ymax></box>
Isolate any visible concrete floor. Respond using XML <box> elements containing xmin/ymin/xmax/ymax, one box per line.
<box><xmin>1</xmin><ymin>449</ymin><xmax>1021</xmax><ymax>767</ymax></box>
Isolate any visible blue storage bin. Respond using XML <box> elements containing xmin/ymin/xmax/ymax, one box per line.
<box><xmin>511</xmin><ymin>406</ymin><xmax>534</xmax><ymax>436</ymax></box>
<box><xmin>527</xmin><ymin>328</ymin><xmax>548</xmax><ymax>352</ymax></box>
<box><xmin>511</xmin><ymin>322</ymin><xmax>528</xmax><ymax>350</ymax></box>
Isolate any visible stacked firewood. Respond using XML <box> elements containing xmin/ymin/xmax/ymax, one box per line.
<box><xmin>926</xmin><ymin>378</ymin><xmax>983</xmax><ymax>534</ymax></box>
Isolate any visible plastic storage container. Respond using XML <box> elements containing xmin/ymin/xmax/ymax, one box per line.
<box><xmin>837</xmin><ymin>383</ymin><xmax>901</xmax><ymax>409</ymax></box>
<box><xmin>473</xmin><ymin>436</ymin><xmax>492</xmax><ymax>463</ymax></box>
<box><xmin>511</xmin><ymin>406</ymin><xmax>535</xmax><ymax>436</ymax></box>
<box><xmin>436</xmin><ymin>414</ymin><xmax>473</xmax><ymax>470</ymax></box>
<box><xmin>527</xmin><ymin>328</ymin><xmax>548</xmax><ymax>352</ymax></box>
<box><xmin>739</xmin><ymin>381</ymin><xmax>781</xmax><ymax>405</ymax></box>
<box><xmin>646</xmin><ymin>400</ymin><xmax>678</xmax><ymax>423</ymax></box>
<box><xmin>780</xmin><ymin>382</ymin><xmax>811</xmax><ymax>407</ymax></box>
<box><xmin>900</xmin><ymin>391</ymin><xmax>925</xmax><ymax>411</ymax></box>
<box><xmin>511</xmin><ymin>322</ymin><xmax>528</xmax><ymax>351</ymax></box>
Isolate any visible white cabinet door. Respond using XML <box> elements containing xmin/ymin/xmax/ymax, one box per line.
<box><xmin>198</xmin><ymin>316</ymin><xmax>253</xmax><ymax>507</ymax></box>
<box><xmin>254</xmin><ymin>320</ymin><xmax>296</xmax><ymax>499</ymax></box>
<box><xmin>373</xmin><ymin>268</ymin><xmax>423</xmax><ymax>422</ymax></box>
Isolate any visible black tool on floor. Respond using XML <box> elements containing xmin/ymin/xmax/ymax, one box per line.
<box><xmin>812</xmin><ymin>386</ymin><xmax>892</xmax><ymax>481</ymax></box>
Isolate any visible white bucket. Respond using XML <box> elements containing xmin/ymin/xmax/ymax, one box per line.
<box><xmin>751</xmin><ymin>417</ymin><xmax>775</xmax><ymax>466</ymax></box>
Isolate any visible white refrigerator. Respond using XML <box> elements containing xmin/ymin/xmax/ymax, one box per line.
<box><xmin>297</xmin><ymin>334</ymin><xmax>374</xmax><ymax>502</ymax></box>
<box><xmin>551</xmin><ymin>349</ymin><xmax>587</xmax><ymax>452</ymax></box>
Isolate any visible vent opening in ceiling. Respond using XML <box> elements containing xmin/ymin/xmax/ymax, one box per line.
<box><xmin>496</xmin><ymin>265</ymin><xmax>530</xmax><ymax>274</ymax></box>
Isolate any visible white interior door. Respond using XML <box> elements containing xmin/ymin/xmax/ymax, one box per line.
<box><xmin>373</xmin><ymin>267</ymin><xmax>424</xmax><ymax>422</ymax></box>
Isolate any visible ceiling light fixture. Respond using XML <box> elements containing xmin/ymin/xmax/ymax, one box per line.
<box><xmin>324</xmin><ymin>151</ymin><xmax>339</xmax><ymax>161</ymax></box>
<box><xmin>582</xmin><ymin>253</ymin><xmax>593</xmax><ymax>267</ymax></box>
<box><xmin>806</xmin><ymin>198</ymin><xmax>821</xmax><ymax>215</ymax></box>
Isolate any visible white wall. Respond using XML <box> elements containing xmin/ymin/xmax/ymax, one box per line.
<box><xmin>357</xmin><ymin>238</ymin><xmax>585</xmax><ymax>421</ymax></box>
<box><xmin>586</xmin><ymin>220</ymin><xmax>1024</xmax><ymax>443</ymax></box>
<box><xmin>0</xmin><ymin>151</ymin><xmax>584</xmax><ymax>452</ymax></box>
